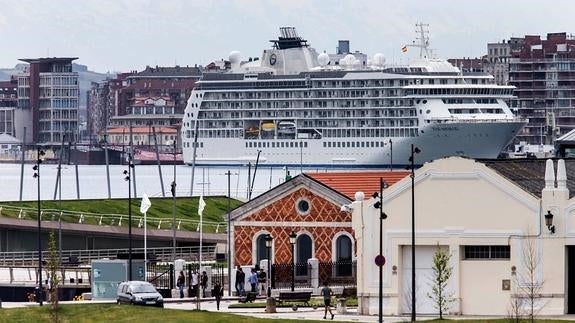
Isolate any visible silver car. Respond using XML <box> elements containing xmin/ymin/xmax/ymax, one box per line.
<box><xmin>117</xmin><ymin>281</ymin><xmax>164</xmax><ymax>308</ymax></box>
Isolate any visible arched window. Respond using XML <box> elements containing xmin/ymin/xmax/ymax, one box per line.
<box><xmin>255</xmin><ymin>234</ymin><xmax>269</xmax><ymax>264</ymax></box>
<box><xmin>335</xmin><ymin>235</ymin><xmax>353</xmax><ymax>277</ymax></box>
<box><xmin>296</xmin><ymin>234</ymin><xmax>312</xmax><ymax>276</ymax></box>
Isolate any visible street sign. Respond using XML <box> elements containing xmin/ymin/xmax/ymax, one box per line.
<box><xmin>375</xmin><ymin>255</ymin><xmax>386</xmax><ymax>267</ymax></box>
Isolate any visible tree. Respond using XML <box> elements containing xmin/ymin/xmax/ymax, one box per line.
<box><xmin>47</xmin><ymin>230</ymin><xmax>60</xmax><ymax>322</ymax></box>
<box><xmin>511</xmin><ymin>236</ymin><xmax>545</xmax><ymax>323</ymax></box>
<box><xmin>427</xmin><ymin>246</ymin><xmax>454</xmax><ymax>319</ymax></box>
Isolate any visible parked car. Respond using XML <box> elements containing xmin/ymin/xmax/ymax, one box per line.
<box><xmin>117</xmin><ymin>281</ymin><xmax>164</xmax><ymax>308</ymax></box>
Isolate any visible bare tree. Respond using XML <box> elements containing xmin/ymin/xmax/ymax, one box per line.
<box><xmin>512</xmin><ymin>236</ymin><xmax>545</xmax><ymax>323</ymax></box>
<box><xmin>427</xmin><ymin>247</ymin><xmax>454</xmax><ymax>319</ymax></box>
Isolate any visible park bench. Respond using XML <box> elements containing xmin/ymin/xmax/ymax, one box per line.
<box><xmin>277</xmin><ymin>291</ymin><xmax>312</xmax><ymax>305</ymax></box>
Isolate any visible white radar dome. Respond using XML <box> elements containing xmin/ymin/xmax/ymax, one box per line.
<box><xmin>318</xmin><ymin>52</ymin><xmax>329</xmax><ymax>66</ymax></box>
<box><xmin>229</xmin><ymin>51</ymin><xmax>242</xmax><ymax>64</ymax></box>
<box><xmin>373</xmin><ymin>53</ymin><xmax>385</xmax><ymax>67</ymax></box>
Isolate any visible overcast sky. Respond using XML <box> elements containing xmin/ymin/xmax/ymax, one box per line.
<box><xmin>1</xmin><ymin>0</ymin><xmax>573</xmax><ymax>73</ymax></box>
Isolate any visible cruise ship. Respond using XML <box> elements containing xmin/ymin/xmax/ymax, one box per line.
<box><xmin>181</xmin><ymin>26</ymin><xmax>526</xmax><ymax>167</ymax></box>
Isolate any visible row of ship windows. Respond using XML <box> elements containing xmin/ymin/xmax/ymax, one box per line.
<box><xmin>246</xmin><ymin>141</ymin><xmax>308</xmax><ymax>149</ymax></box>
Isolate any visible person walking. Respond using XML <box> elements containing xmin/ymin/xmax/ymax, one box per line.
<box><xmin>249</xmin><ymin>268</ymin><xmax>258</xmax><ymax>293</ymax></box>
<box><xmin>212</xmin><ymin>281</ymin><xmax>224</xmax><ymax>310</ymax></box>
<box><xmin>191</xmin><ymin>270</ymin><xmax>199</xmax><ymax>298</ymax></box>
<box><xmin>321</xmin><ymin>281</ymin><xmax>335</xmax><ymax>320</ymax></box>
<box><xmin>200</xmin><ymin>271</ymin><xmax>208</xmax><ymax>298</ymax></box>
<box><xmin>235</xmin><ymin>265</ymin><xmax>245</xmax><ymax>296</ymax></box>
<box><xmin>177</xmin><ymin>271</ymin><xmax>186</xmax><ymax>298</ymax></box>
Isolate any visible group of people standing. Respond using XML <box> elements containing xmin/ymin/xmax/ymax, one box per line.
<box><xmin>234</xmin><ymin>265</ymin><xmax>268</xmax><ymax>296</ymax></box>
<box><xmin>176</xmin><ymin>270</ymin><xmax>224</xmax><ymax>310</ymax></box>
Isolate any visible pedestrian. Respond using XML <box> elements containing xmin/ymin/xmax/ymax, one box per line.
<box><xmin>200</xmin><ymin>271</ymin><xmax>208</xmax><ymax>298</ymax></box>
<box><xmin>249</xmin><ymin>268</ymin><xmax>258</xmax><ymax>293</ymax></box>
<box><xmin>257</xmin><ymin>267</ymin><xmax>267</xmax><ymax>296</ymax></box>
<box><xmin>177</xmin><ymin>271</ymin><xmax>185</xmax><ymax>298</ymax></box>
<box><xmin>191</xmin><ymin>270</ymin><xmax>199</xmax><ymax>298</ymax></box>
<box><xmin>212</xmin><ymin>281</ymin><xmax>224</xmax><ymax>310</ymax></box>
<box><xmin>235</xmin><ymin>265</ymin><xmax>245</xmax><ymax>296</ymax></box>
<box><xmin>322</xmin><ymin>281</ymin><xmax>335</xmax><ymax>320</ymax></box>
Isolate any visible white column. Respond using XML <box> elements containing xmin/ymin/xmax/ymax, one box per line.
<box><xmin>308</xmin><ymin>258</ymin><xmax>319</xmax><ymax>290</ymax></box>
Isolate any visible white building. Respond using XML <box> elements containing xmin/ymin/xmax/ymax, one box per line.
<box><xmin>351</xmin><ymin>157</ymin><xmax>575</xmax><ymax>316</ymax></box>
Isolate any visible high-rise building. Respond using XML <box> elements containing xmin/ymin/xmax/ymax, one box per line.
<box><xmin>508</xmin><ymin>33</ymin><xmax>575</xmax><ymax>145</ymax></box>
<box><xmin>16</xmin><ymin>57</ymin><xmax>80</xmax><ymax>144</ymax></box>
<box><xmin>0</xmin><ymin>76</ymin><xmax>17</xmax><ymax>136</ymax></box>
<box><xmin>485</xmin><ymin>38</ymin><xmax>524</xmax><ymax>85</ymax></box>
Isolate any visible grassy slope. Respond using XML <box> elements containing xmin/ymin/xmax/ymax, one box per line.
<box><xmin>0</xmin><ymin>197</ymin><xmax>243</xmax><ymax>233</ymax></box>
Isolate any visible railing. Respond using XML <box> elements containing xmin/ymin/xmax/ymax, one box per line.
<box><xmin>271</xmin><ymin>263</ymin><xmax>312</xmax><ymax>290</ymax></box>
<box><xmin>148</xmin><ymin>263</ymin><xmax>173</xmax><ymax>290</ymax></box>
<box><xmin>0</xmin><ymin>265</ymin><xmax>91</xmax><ymax>286</ymax></box>
<box><xmin>0</xmin><ymin>245</ymin><xmax>217</xmax><ymax>267</ymax></box>
<box><xmin>318</xmin><ymin>260</ymin><xmax>357</xmax><ymax>288</ymax></box>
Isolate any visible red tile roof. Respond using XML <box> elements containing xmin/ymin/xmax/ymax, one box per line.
<box><xmin>306</xmin><ymin>171</ymin><xmax>410</xmax><ymax>199</ymax></box>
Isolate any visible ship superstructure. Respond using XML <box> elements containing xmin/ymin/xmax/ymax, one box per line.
<box><xmin>181</xmin><ymin>26</ymin><xmax>525</xmax><ymax>167</ymax></box>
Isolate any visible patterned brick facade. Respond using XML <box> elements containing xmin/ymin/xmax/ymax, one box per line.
<box><xmin>233</xmin><ymin>186</ymin><xmax>353</xmax><ymax>266</ymax></box>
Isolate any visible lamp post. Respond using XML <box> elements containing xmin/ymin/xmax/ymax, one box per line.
<box><xmin>123</xmin><ymin>152</ymin><xmax>134</xmax><ymax>280</ymax></box>
<box><xmin>373</xmin><ymin>178</ymin><xmax>388</xmax><ymax>323</ymax></box>
<box><xmin>265</xmin><ymin>234</ymin><xmax>273</xmax><ymax>297</ymax></box>
<box><xmin>409</xmin><ymin>144</ymin><xmax>420</xmax><ymax>322</ymax></box>
<box><xmin>289</xmin><ymin>231</ymin><xmax>297</xmax><ymax>292</ymax></box>
<box><xmin>170</xmin><ymin>139</ymin><xmax>177</xmax><ymax>261</ymax></box>
<box><xmin>32</xmin><ymin>147</ymin><xmax>45</xmax><ymax>305</ymax></box>
<box><xmin>389</xmin><ymin>139</ymin><xmax>393</xmax><ymax>171</ymax></box>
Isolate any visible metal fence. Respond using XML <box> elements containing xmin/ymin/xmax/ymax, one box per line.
<box><xmin>271</xmin><ymin>262</ymin><xmax>312</xmax><ymax>290</ymax></box>
<box><xmin>147</xmin><ymin>263</ymin><xmax>173</xmax><ymax>291</ymax></box>
<box><xmin>0</xmin><ymin>245</ymin><xmax>217</xmax><ymax>267</ymax></box>
<box><xmin>318</xmin><ymin>260</ymin><xmax>357</xmax><ymax>288</ymax></box>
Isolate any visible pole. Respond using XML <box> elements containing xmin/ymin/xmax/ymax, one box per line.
<box><xmin>152</xmin><ymin>127</ymin><xmax>165</xmax><ymax>197</ymax></box>
<box><xmin>172</xmin><ymin>140</ymin><xmax>177</xmax><ymax>261</ymax></box>
<box><xmin>378</xmin><ymin>178</ymin><xmax>386</xmax><ymax>323</ymax></box>
<box><xmin>74</xmin><ymin>142</ymin><xmax>80</xmax><ymax>199</ymax></box>
<box><xmin>19</xmin><ymin>128</ymin><xmax>26</xmax><ymax>201</ymax></box>
<box><xmin>190</xmin><ymin>122</ymin><xmax>199</xmax><ymax>197</ymax></box>
<box><xmin>249</xmin><ymin>151</ymin><xmax>261</xmax><ymax>200</ymax></box>
<box><xmin>130</xmin><ymin>128</ymin><xmax>138</xmax><ymax>199</ymax></box>
<box><xmin>411</xmin><ymin>144</ymin><xmax>416</xmax><ymax>322</ymax></box>
<box><xmin>36</xmin><ymin>146</ymin><xmax>43</xmax><ymax>306</ymax></box>
<box><xmin>291</xmin><ymin>241</ymin><xmax>295</xmax><ymax>292</ymax></box>
<box><xmin>144</xmin><ymin>211</ymin><xmax>147</xmax><ymax>279</ymax></box>
<box><xmin>226</xmin><ymin>170</ymin><xmax>231</xmax><ymax>296</ymax></box>
<box><xmin>128</xmin><ymin>152</ymin><xmax>133</xmax><ymax>281</ymax></box>
<box><xmin>267</xmin><ymin>243</ymin><xmax>271</xmax><ymax>297</ymax></box>
<box><xmin>389</xmin><ymin>139</ymin><xmax>393</xmax><ymax>172</ymax></box>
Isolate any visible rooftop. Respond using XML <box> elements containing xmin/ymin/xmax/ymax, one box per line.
<box><xmin>306</xmin><ymin>171</ymin><xmax>411</xmax><ymax>199</ymax></box>
<box><xmin>18</xmin><ymin>57</ymin><xmax>78</xmax><ymax>64</ymax></box>
<box><xmin>482</xmin><ymin>158</ymin><xmax>575</xmax><ymax>199</ymax></box>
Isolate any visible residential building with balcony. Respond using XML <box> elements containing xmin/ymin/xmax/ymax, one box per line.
<box><xmin>508</xmin><ymin>33</ymin><xmax>575</xmax><ymax>145</ymax></box>
<box><xmin>16</xmin><ymin>57</ymin><xmax>79</xmax><ymax>144</ymax></box>
<box><xmin>0</xmin><ymin>76</ymin><xmax>17</xmax><ymax>137</ymax></box>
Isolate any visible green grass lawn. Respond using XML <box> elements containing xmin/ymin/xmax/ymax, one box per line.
<box><xmin>0</xmin><ymin>197</ymin><xmax>243</xmax><ymax>233</ymax></box>
<box><xmin>0</xmin><ymin>304</ymin><xmax>329</xmax><ymax>323</ymax></box>
<box><xmin>0</xmin><ymin>304</ymin><xmax>570</xmax><ymax>323</ymax></box>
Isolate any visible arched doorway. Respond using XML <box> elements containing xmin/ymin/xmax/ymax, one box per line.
<box><xmin>335</xmin><ymin>235</ymin><xmax>353</xmax><ymax>276</ymax></box>
<box><xmin>296</xmin><ymin>234</ymin><xmax>312</xmax><ymax>276</ymax></box>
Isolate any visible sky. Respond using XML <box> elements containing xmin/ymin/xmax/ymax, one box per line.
<box><xmin>1</xmin><ymin>0</ymin><xmax>574</xmax><ymax>73</ymax></box>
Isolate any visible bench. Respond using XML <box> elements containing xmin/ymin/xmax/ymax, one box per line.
<box><xmin>277</xmin><ymin>291</ymin><xmax>312</xmax><ymax>305</ymax></box>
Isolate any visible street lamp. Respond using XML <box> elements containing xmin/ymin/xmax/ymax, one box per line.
<box><xmin>289</xmin><ymin>231</ymin><xmax>297</xmax><ymax>292</ymax></box>
<box><xmin>409</xmin><ymin>144</ymin><xmax>420</xmax><ymax>322</ymax></box>
<box><xmin>265</xmin><ymin>234</ymin><xmax>273</xmax><ymax>297</ymax></box>
<box><xmin>373</xmin><ymin>178</ymin><xmax>388</xmax><ymax>323</ymax></box>
<box><xmin>169</xmin><ymin>139</ymin><xmax>177</xmax><ymax>261</ymax></box>
<box><xmin>33</xmin><ymin>147</ymin><xmax>45</xmax><ymax>306</ymax></box>
<box><xmin>123</xmin><ymin>152</ymin><xmax>135</xmax><ymax>280</ymax></box>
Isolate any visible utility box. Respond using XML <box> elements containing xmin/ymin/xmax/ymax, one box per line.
<box><xmin>91</xmin><ymin>259</ymin><xmax>146</xmax><ymax>300</ymax></box>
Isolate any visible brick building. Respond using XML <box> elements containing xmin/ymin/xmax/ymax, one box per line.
<box><xmin>229</xmin><ymin>171</ymin><xmax>409</xmax><ymax>269</ymax></box>
<box><xmin>508</xmin><ymin>33</ymin><xmax>575</xmax><ymax>145</ymax></box>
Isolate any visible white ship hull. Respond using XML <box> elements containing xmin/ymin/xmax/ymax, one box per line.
<box><xmin>183</xmin><ymin>120</ymin><xmax>525</xmax><ymax>168</ymax></box>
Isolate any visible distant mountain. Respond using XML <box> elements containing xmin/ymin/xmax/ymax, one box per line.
<box><xmin>0</xmin><ymin>63</ymin><xmax>113</xmax><ymax>122</ymax></box>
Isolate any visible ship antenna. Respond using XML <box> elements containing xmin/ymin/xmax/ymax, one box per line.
<box><xmin>407</xmin><ymin>23</ymin><xmax>431</xmax><ymax>59</ymax></box>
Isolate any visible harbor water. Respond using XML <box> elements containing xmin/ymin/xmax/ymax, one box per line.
<box><xmin>0</xmin><ymin>163</ymin><xmax>316</xmax><ymax>202</ymax></box>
